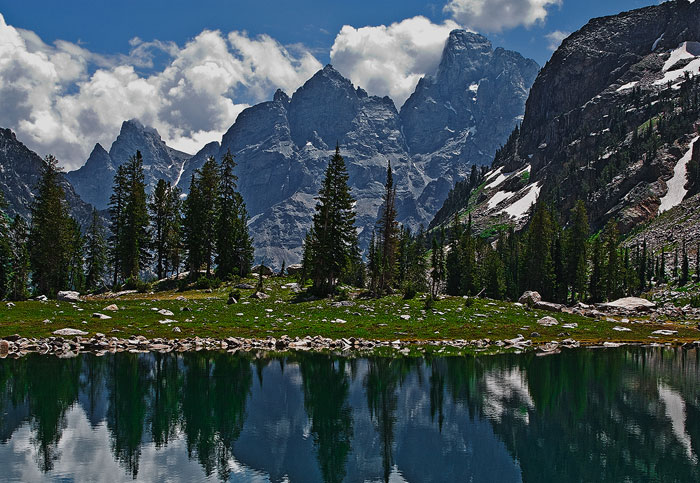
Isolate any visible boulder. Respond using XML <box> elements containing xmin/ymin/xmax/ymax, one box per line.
<box><xmin>518</xmin><ymin>291</ymin><xmax>542</xmax><ymax>306</ymax></box>
<box><xmin>92</xmin><ymin>313</ymin><xmax>112</xmax><ymax>320</ymax></box>
<box><xmin>0</xmin><ymin>340</ymin><xmax>9</xmax><ymax>354</ymax></box>
<box><xmin>103</xmin><ymin>304</ymin><xmax>119</xmax><ymax>311</ymax></box>
<box><xmin>537</xmin><ymin>316</ymin><xmax>558</xmax><ymax>327</ymax></box>
<box><xmin>286</xmin><ymin>264</ymin><xmax>303</xmax><ymax>276</ymax></box>
<box><xmin>534</xmin><ymin>301</ymin><xmax>563</xmax><ymax>312</ymax></box>
<box><xmin>53</xmin><ymin>328</ymin><xmax>88</xmax><ymax>336</ymax></box>
<box><xmin>600</xmin><ymin>297</ymin><xmax>656</xmax><ymax>311</ymax></box>
<box><xmin>157</xmin><ymin>309</ymin><xmax>175</xmax><ymax>316</ymax></box>
<box><xmin>250</xmin><ymin>291</ymin><xmax>270</xmax><ymax>300</ymax></box>
<box><xmin>235</xmin><ymin>283</ymin><xmax>255</xmax><ymax>290</ymax></box>
<box><xmin>227</xmin><ymin>297</ymin><xmax>238</xmax><ymax>305</ymax></box>
<box><xmin>35</xmin><ymin>295</ymin><xmax>48</xmax><ymax>301</ymax></box>
<box><xmin>57</xmin><ymin>291</ymin><xmax>82</xmax><ymax>302</ymax></box>
<box><xmin>252</xmin><ymin>265</ymin><xmax>274</xmax><ymax>276</ymax></box>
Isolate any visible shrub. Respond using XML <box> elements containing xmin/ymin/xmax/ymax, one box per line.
<box><xmin>123</xmin><ymin>277</ymin><xmax>151</xmax><ymax>293</ymax></box>
<box><xmin>194</xmin><ymin>276</ymin><xmax>221</xmax><ymax>290</ymax></box>
<box><xmin>423</xmin><ymin>295</ymin><xmax>435</xmax><ymax>310</ymax></box>
<box><xmin>229</xmin><ymin>289</ymin><xmax>241</xmax><ymax>301</ymax></box>
<box><xmin>402</xmin><ymin>283</ymin><xmax>417</xmax><ymax>300</ymax></box>
<box><xmin>464</xmin><ymin>297</ymin><xmax>474</xmax><ymax>308</ymax></box>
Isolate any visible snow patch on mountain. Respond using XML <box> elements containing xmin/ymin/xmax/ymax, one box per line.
<box><xmin>659</xmin><ymin>136</ymin><xmax>699</xmax><ymax>214</ymax></box>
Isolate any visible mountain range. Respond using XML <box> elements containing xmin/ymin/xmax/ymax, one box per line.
<box><xmin>63</xmin><ymin>29</ymin><xmax>538</xmax><ymax>265</ymax></box>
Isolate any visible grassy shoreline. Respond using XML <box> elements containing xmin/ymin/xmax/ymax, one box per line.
<box><xmin>1</xmin><ymin>277</ymin><xmax>698</xmax><ymax>348</ymax></box>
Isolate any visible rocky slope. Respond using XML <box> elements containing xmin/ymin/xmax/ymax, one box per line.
<box><xmin>175</xmin><ymin>31</ymin><xmax>537</xmax><ymax>265</ymax></box>
<box><xmin>0</xmin><ymin>128</ymin><xmax>96</xmax><ymax>227</ymax></box>
<box><xmin>66</xmin><ymin>119</ymin><xmax>192</xmax><ymax>209</ymax></box>
<box><xmin>432</xmin><ymin>0</ymin><xmax>700</xmax><ymax>237</ymax></box>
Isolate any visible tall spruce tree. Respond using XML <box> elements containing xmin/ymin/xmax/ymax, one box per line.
<box><xmin>524</xmin><ymin>203</ymin><xmax>555</xmax><ymax>299</ymax></box>
<box><xmin>85</xmin><ymin>208</ymin><xmax>107</xmax><ymax>292</ymax></box>
<box><xmin>184</xmin><ymin>157</ymin><xmax>219</xmax><ymax>277</ymax></box>
<box><xmin>28</xmin><ymin>155</ymin><xmax>74</xmax><ymax>296</ymax></box>
<box><xmin>680</xmin><ymin>238</ymin><xmax>689</xmax><ymax>286</ymax></box>
<box><xmin>215</xmin><ymin>150</ymin><xmax>253</xmax><ymax>279</ymax></box>
<box><xmin>375</xmin><ymin>161</ymin><xmax>399</xmax><ymax>294</ymax></box>
<box><xmin>307</xmin><ymin>146</ymin><xmax>358</xmax><ymax>296</ymax></box>
<box><xmin>9</xmin><ymin>215</ymin><xmax>29</xmax><ymax>301</ymax></box>
<box><xmin>120</xmin><ymin>151</ymin><xmax>150</xmax><ymax>281</ymax></box>
<box><xmin>165</xmin><ymin>185</ymin><xmax>183</xmax><ymax>277</ymax></box>
<box><xmin>0</xmin><ymin>191</ymin><xmax>10</xmax><ymax>299</ymax></box>
<box><xmin>109</xmin><ymin>164</ymin><xmax>128</xmax><ymax>286</ymax></box>
<box><xmin>445</xmin><ymin>214</ymin><xmax>463</xmax><ymax>296</ymax></box>
<box><xmin>150</xmin><ymin>179</ymin><xmax>171</xmax><ymax>280</ymax></box>
<box><xmin>566</xmin><ymin>201</ymin><xmax>589</xmax><ymax>302</ymax></box>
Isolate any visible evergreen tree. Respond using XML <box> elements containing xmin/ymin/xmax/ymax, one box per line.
<box><xmin>8</xmin><ymin>215</ymin><xmax>29</xmax><ymax>301</ymax></box>
<box><xmin>28</xmin><ymin>155</ymin><xmax>74</xmax><ymax>296</ymax></box>
<box><xmin>215</xmin><ymin>150</ymin><xmax>253</xmax><ymax>279</ymax></box>
<box><xmin>164</xmin><ymin>185</ymin><xmax>183</xmax><ymax>276</ymax></box>
<box><xmin>445</xmin><ymin>214</ymin><xmax>463</xmax><ymax>296</ymax></box>
<box><xmin>430</xmin><ymin>232</ymin><xmax>445</xmax><ymax>298</ymax></box>
<box><xmin>307</xmin><ymin>147</ymin><xmax>358</xmax><ymax>296</ymax></box>
<box><xmin>85</xmin><ymin>208</ymin><xmax>107</xmax><ymax>292</ymax></box>
<box><xmin>375</xmin><ymin>162</ymin><xmax>399</xmax><ymax>294</ymax></box>
<box><xmin>149</xmin><ymin>179</ymin><xmax>170</xmax><ymax>280</ymax></box>
<box><xmin>680</xmin><ymin>238</ymin><xmax>689</xmax><ymax>286</ymax></box>
<box><xmin>482</xmin><ymin>248</ymin><xmax>505</xmax><ymax>299</ymax></box>
<box><xmin>109</xmin><ymin>164</ymin><xmax>128</xmax><ymax>287</ymax></box>
<box><xmin>0</xmin><ymin>191</ymin><xmax>10</xmax><ymax>299</ymax></box>
<box><xmin>66</xmin><ymin>217</ymin><xmax>85</xmax><ymax>292</ymax></box>
<box><xmin>368</xmin><ymin>231</ymin><xmax>380</xmax><ymax>293</ymax></box>
<box><xmin>120</xmin><ymin>151</ymin><xmax>150</xmax><ymax>281</ymax></box>
<box><xmin>524</xmin><ymin>203</ymin><xmax>555</xmax><ymax>299</ymax></box>
<box><xmin>184</xmin><ymin>157</ymin><xmax>219</xmax><ymax>277</ymax></box>
<box><xmin>602</xmin><ymin>220</ymin><xmax>621</xmax><ymax>301</ymax></box>
<box><xmin>459</xmin><ymin>215</ymin><xmax>476</xmax><ymax>295</ymax></box>
<box><xmin>589</xmin><ymin>236</ymin><xmax>604</xmax><ymax>303</ymax></box>
<box><xmin>566</xmin><ymin>201</ymin><xmax>589</xmax><ymax>302</ymax></box>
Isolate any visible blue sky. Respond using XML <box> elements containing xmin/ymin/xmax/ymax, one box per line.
<box><xmin>0</xmin><ymin>0</ymin><xmax>661</xmax><ymax>168</ymax></box>
<box><xmin>1</xmin><ymin>0</ymin><xmax>657</xmax><ymax>65</ymax></box>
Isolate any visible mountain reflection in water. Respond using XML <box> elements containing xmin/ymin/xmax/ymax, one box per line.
<box><xmin>0</xmin><ymin>347</ymin><xmax>699</xmax><ymax>482</ymax></box>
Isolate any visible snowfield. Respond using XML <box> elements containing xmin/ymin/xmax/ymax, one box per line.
<box><xmin>658</xmin><ymin>137</ymin><xmax>699</xmax><ymax>214</ymax></box>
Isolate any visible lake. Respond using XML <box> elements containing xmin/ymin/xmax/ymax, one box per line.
<box><xmin>0</xmin><ymin>347</ymin><xmax>698</xmax><ymax>482</ymax></box>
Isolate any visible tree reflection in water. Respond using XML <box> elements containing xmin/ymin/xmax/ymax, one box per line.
<box><xmin>0</xmin><ymin>347</ymin><xmax>697</xmax><ymax>482</ymax></box>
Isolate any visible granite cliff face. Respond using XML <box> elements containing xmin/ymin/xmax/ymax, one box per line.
<box><xmin>58</xmin><ymin>30</ymin><xmax>537</xmax><ymax>265</ymax></box>
<box><xmin>0</xmin><ymin>129</ymin><xmax>96</xmax><ymax>227</ymax></box>
<box><xmin>433</xmin><ymin>0</ymin><xmax>700</xmax><ymax>236</ymax></box>
<box><xmin>66</xmin><ymin>119</ymin><xmax>192</xmax><ymax>209</ymax></box>
<box><xmin>175</xmin><ymin>31</ymin><xmax>537</xmax><ymax>265</ymax></box>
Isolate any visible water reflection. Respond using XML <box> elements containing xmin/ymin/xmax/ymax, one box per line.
<box><xmin>0</xmin><ymin>347</ymin><xmax>698</xmax><ymax>482</ymax></box>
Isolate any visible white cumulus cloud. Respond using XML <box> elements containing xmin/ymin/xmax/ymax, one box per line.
<box><xmin>444</xmin><ymin>0</ymin><xmax>562</xmax><ymax>32</ymax></box>
<box><xmin>0</xmin><ymin>13</ymin><xmax>322</xmax><ymax>170</ymax></box>
<box><xmin>330</xmin><ymin>16</ymin><xmax>459</xmax><ymax>108</ymax></box>
<box><xmin>545</xmin><ymin>30</ymin><xmax>570</xmax><ymax>50</ymax></box>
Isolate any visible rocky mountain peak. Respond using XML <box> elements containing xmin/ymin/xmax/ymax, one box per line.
<box><xmin>273</xmin><ymin>89</ymin><xmax>291</xmax><ymax>105</ymax></box>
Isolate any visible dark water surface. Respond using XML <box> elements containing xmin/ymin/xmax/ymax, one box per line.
<box><xmin>1</xmin><ymin>347</ymin><xmax>699</xmax><ymax>482</ymax></box>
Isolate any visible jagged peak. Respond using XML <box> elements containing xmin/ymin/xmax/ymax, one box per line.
<box><xmin>273</xmin><ymin>88</ymin><xmax>290</xmax><ymax>104</ymax></box>
<box><xmin>120</xmin><ymin>118</ymin><xmax>160</xmax><ymax>138</ymax></box>
<box><xmin>445</xmin><ymin>29</ymin><xmax>491</xmax><ymax>51</ymax></box>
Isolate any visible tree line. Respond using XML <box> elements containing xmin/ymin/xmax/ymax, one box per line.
<box><xmin>0</xmin><ymin>150</ymin><xmax>253</xmax><ymax>299</ymax></box>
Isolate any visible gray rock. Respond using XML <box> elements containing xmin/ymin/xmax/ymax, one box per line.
<box><xmin>601</xmin><ymin>297</ymin><xmax>656</xmax><ymax>311</ymax></box>
<box><xmin>92</xmin><ymin>313</ymin><xmax>112</xmax><ymax>320</ymax></box>
<box><xmin>250</xmin><ymin>291</ymin><xmax>270</xmax><ymax>300</ymax></box>
<box><xmin>518</xmin><ymin>291</ymin><xmax>542</xmax><ymax>306</ymax></box>
<box><xmin>53</xmin><ymin>328</ymin><xmax>88</xmax><ymax>336</ymax></box>
<box><xmin>537</xmin><ymin>316</ymin><xmax>559</xmax><ymax>327</ymax></box>
<box><xmin>57</xmin><ymin>291</ymin><xmax>81</xmax><ymax>302</ymax></box>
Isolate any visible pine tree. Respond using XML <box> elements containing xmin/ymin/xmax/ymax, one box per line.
<box><xmin>375</xmin><ymin>161</ymin><xmax>399</xmax><ymax>294</ymax></box>
<box><xmin>602</xmin><ymin>220</ymin><xmax>621</xmax><ymax>301</ymax></box>
<box><xmin>589</xmin><ymin>236</ymin><xmax>604</xmax><ymax>303</ymax></box>
<box><xmin>368</xmin><ymin>231</ymin><xmax>380</xmax><ymax>293</ymax></box>
<box><xmin>165</xmin><ymin>185</ymin><xmax>183</xmax><ymax>276</ymax></box>
<box><xmin>8</xmin><ymin>215</ymin><xmax>29</xmax><ymax>301</ymax></box>
<box><xmin>524</xmin><ymin>203</ymin><xmax>555</xmax><ymax>299</ymax></box>
<box><xmin>184</xmin><ymin>157</ymin><xmax>219</xmax><ymax>277</ymax></box>
<box><xmin>445</xmin><ymin>213</ymin><xmax>463</xmax><ymax>296</ymax></box>
<box><xmin>149</xmin><ymin>179</ymin><xmax>170</xmax><ymax>280</ymax></box>
<box><xmin>460</xmin><ymin>214</ymin><xmax>476</xmax><ymax>295</ymax></box>
<box><xmin>430</xmin><ymin>233</ymin><xmax>445</xmax><ymax>298</ymax></box>
<box><xmin>85</xmin><ymin>208</ymin><xmax>107</xmax><ymax>292</ymax></box>
<box><xmin>482</xmin><ymin>248</ymin><xmax>505</xmax><ymax>299</ymax></box>
<box><xmin>566</xmin><ymin>201</ymin><xmax>589</xmax><ymax>302</ymax></box>
<box><xmin>215</xmin><ymin>150</ymin><xmax>253</xmax><ymax>279</ymax></box>
<box><xmin>0</xmin><ymin>191</ymin><xmax>11</xmax><ymax>299</ymax></box>
<box><xmin>680</xmin><ymin>238</ymin><xmax>689</xmax><ymax>286</ymax></box>
<box><xmin>109</xmin><ymin>164</ymin><xmax>128</xmax><ymax>287</ymax></box>
<box><xmin>28</xmin><ymin>155</ymin><xmax>74</xmax><ymax>296</ymax></box>
<box><xmin>120</xmin><ymin>151</ymin><xmax>150</xmax><ymax>281</ymax></box>
<box><xmin>307</xmin><ymin>147</ymin><xmax>358</xmax><ymax>296</ymax></box>
<box><xmin>66</xmin><ymin>217</ymin><xmax>85</xmax><ymax>292</ymax></box>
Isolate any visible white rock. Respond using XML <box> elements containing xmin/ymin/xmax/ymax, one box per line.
<box><xmin>613</xmin><ymin>326</ymin><xmax>632</xmax><ymax>332</ymax></box>
<box><xmin>601</xmin><ymin>297</ymin><xmax>656</xmax><ymax>311</ymax></box>
<box><xmin>400</xmin><ymin>314</ymin><xmax>411</xmax><ymax>320</ymax></box>
<box><xmin>537</xmin><ymin>316</ymin><xmax>558</xmax><ymax>327</ymax></box>
<box><xmin>53</xmin><ymin>328</ymin><xmax>88</xmax><ymax>336</ymax></box>
<box><xmin>92</xmin><ymin>313</ymin><xmax>112</xmax><ymax>320</ymax></box>
<box><xmin>57</xmin><ymin>291</ymin><xmax>81</xmax><ymax>302</ymax></box>
<box><xmin>157</xmin><ymin>309</ymin><xmax>174</xmax><ymax>316</ymax></box>
<box><xmin>651</xmin><ymin>329</ymin><xmax>678</xmax><ymax>336</ymax></box>
<box><xmin>103</xmin><ymin>304</ymin><xmax>119</xmax><ymax>311</ymax></box>
<box><xmin>159</xmin><ymin>319</ymin><xmax>177</xmax><ymax>324</ymax></box>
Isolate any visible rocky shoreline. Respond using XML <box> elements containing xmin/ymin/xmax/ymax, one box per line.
<box><xmin>2</xmin><ymin>331</ymin><xmax>700</xmax><ymax>360</ymax></box>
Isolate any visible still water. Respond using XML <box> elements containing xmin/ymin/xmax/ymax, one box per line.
<box><xmin>0</xmin><ymin>347</ymin><xmax>699</xmax><ymax>482</ymax></box>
